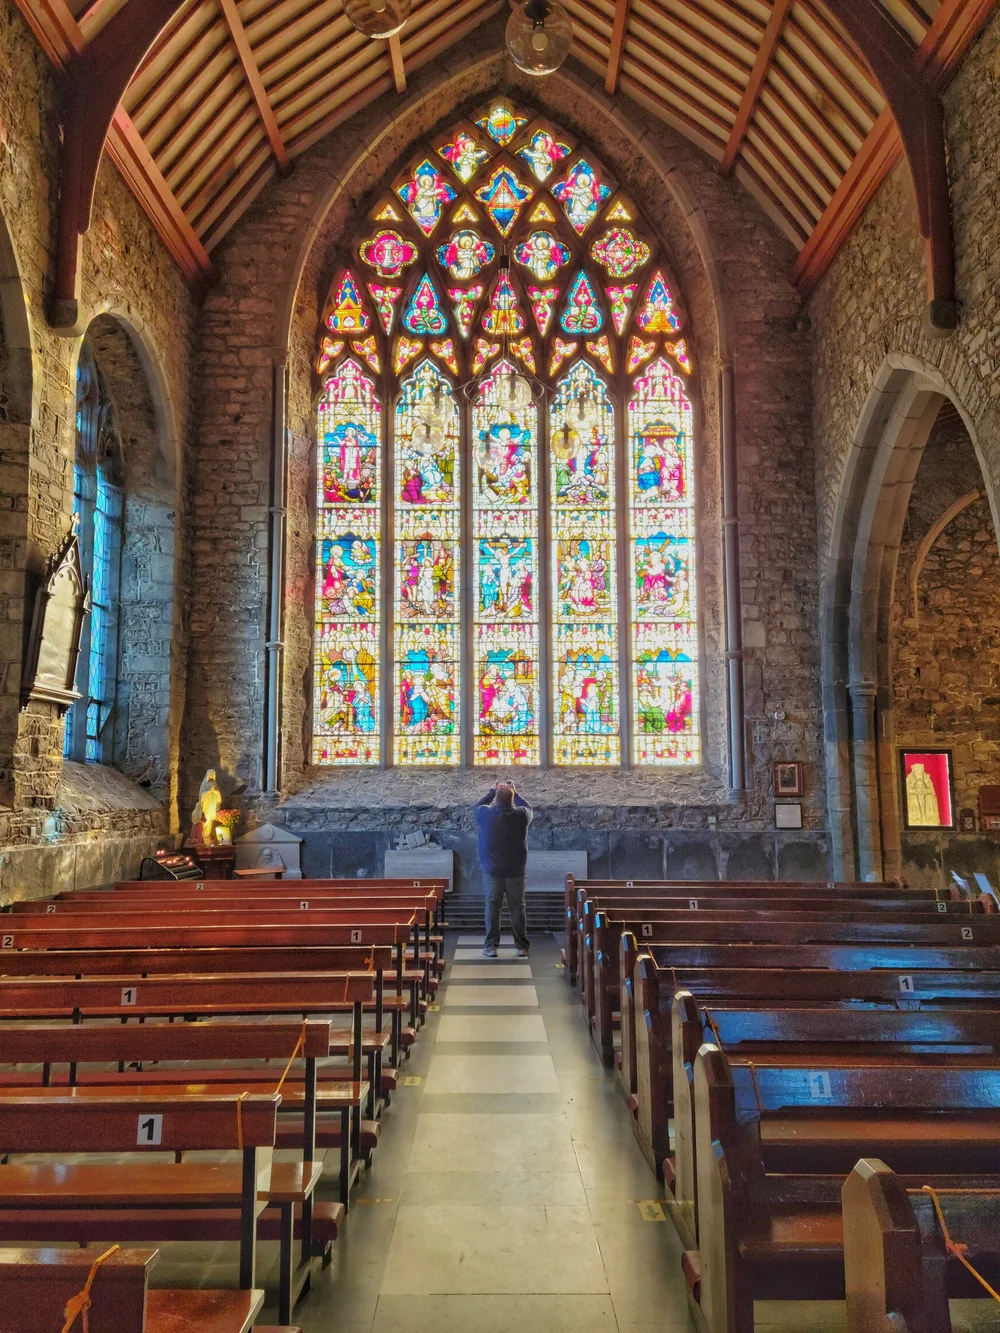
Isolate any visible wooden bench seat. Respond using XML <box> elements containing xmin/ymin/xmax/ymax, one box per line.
<box><xmin>690</xmin><ymin>1048</ymin><xmax>1000</xmax><ymax>1333</ymax></box>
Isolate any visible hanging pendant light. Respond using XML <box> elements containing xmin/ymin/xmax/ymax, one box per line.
<box><xmin>506</xmin><ymin>0</ymin><xmax>573</xmax><ymax>76</ymax></box>
<box><xmin>345</xmin><ymin>0</ymin><xmax>410</xmax><ymax>40</ymax></box>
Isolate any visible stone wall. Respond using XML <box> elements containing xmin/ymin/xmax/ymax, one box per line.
<box><xmin>0</xmin><ymin>0</ymin><xmax>194</xmax><ymax>897</ymax></box>
<box><xmin>189</xmin><ymin>26</ymin><xmax>827</xmax><ymax>883</ymax></box>
<box><xmin>809</xmin><ymin>9</ymin><xmax>1000</xmax><ymax>886</ymax></box>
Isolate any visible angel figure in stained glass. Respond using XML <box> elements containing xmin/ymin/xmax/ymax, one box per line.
<box><xmin>438</xmin><ymin>230</ymin><xmax>494</xmax><ymax>280</ymax></box>
<box><xmin>475</xmin><ymin>421</ymin><xmax>532</xmax><ymax>504</ymax></box>
<box><xmin>636</xmin><ymin>422</ymin><xmax>685</xmax><ymax>501</ymax></box>
<box><xmin>517</xmin><ymin>130</ymin><xmax>570</xmax><ymax>181</ymax></box>
<box><xmin>553</xmin><ymin>164</ymin><xmax>606</xmax><ymax>232</ymax></box>
<box><xmin>323</xmin><ymin>422</ymin><xmax>377</xmax><ymax>503</ymax></box>
<box><xmin>398</xmin><ymin>165</ymin><xmax>454</xmax><ymax>235</ymax></box>
<box><xmin>439</xmin><ymin>131</ymin><xmax>489</xmax><ymax>182</ymax></box>
<box><xmin>479</xmin><ymin>538</ymin><xmax>533</xmax><ymax>618</ymax></box>
<box><xmin>514</xmin><ymin>231</ymin><xmax>569</xmax><ymax>282</ymax></box>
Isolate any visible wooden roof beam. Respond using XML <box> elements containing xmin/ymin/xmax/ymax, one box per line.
<box><xmin>217</xmin><ymin>0</ymin><xmax>292</xmax><ymax>174</ymax></box>
<box><xmin>719</xmin><ymin>0</ymin><xmax>792</xmax><ymax>173</ymax></box>
<box><xmin>388</xmin><ymin>33</ymin><xmax>406</xmax><ymax>92</ymax></box>
<box><xmin>52</xmin><ymin>0</ymin><xmax>191</xmax><ymax>333</ymax></box>
<box><xmin>605</xmin><ymin>0</ymin><xmax>632</xmax><ymax>95</ymax></box>
<box><xmin>821</xmin><ymin>0</ymin><xmax>955</xmax><ymax>332</ymax></box>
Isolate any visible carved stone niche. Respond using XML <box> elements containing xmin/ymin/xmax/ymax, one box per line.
<box><xmin>22</xmin><ymin>531</ymin><xmax>90</xmax><ymax>712</ymax></box>
<box><xmin>234</xmin><ymin>823</ymin><xmax>303</xmax><ymax>879</ymax></box>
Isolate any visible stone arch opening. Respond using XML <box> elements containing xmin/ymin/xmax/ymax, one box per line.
<box><xmin>77</xmin><ymin>313</ymin><xmax>180</xmax><ymax>815</ymax></box>
<box><xmin>821</xmin><ymin>355</ymin><xmax>1000</xmax><ymax>881</ymax></box>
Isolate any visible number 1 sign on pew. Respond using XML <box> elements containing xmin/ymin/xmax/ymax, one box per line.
<box><xmin>121</xmin><ymin>987</ymin><xmax>137</xmax><ymax>1006</ymax></box>
<box><xmin>137</xmin><ymin>1114</ymin><xmax>162</xmax><ymax>1145</ymax></box>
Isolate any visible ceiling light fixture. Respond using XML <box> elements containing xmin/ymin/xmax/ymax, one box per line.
<box><xmin>505</xmin><ymin>0</ymin><xmax>573</xmax><ymax>76</ymax></box>
<box><xmin>344</xmin><ymin>0</ymin><xmax>410</xmax><ymax>40</ymax></box>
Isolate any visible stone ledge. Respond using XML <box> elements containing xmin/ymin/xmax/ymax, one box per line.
<box><xmin>56</xmin><ymin>760</ymin><xmax>163</xmax><ymax>814</ymax></box>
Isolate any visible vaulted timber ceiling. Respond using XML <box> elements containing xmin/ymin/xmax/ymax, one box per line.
<box><xmin>14</xmin><ymin>0</ymin><xmax>998</xmax><ymax>296</ymax></box>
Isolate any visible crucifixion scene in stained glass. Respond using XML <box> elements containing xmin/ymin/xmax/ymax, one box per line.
<box><xmin>312</xmin><ymin>103</ymin><xmax>698</xmax><ymax>768</ymax></box>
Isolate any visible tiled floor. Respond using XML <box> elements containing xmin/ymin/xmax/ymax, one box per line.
<box><xmin>273</xmin><ymin>930</ymin><xmax>696</xmax><ymax>1332</ymax></box>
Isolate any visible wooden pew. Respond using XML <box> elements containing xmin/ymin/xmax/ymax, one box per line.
<box><xmin>0</xmin><ymin>1245</ymin><xmax>266</xmax><ymax>1333</ymax></box>
<box><xmin>588</xmin><ymin>909</ymin><xmax>1000</xmax><ymax>1067</ymax></box>
<box><xmin>626</xmin><ymin>944</ymin><xmax>1000</xmax><ymax>1184</ymax></box>
<box><xmin>0</xmin><ymin>973</ymin><xmax>374</xmax><ymax>1209</ymax></box>
<box><xmin>0</xmin><ymin>1093</ymin><xmax>277</xmax><ymax>1297</ymax></box>
<box><xmin>690</xmin><ymin>1047</ymin><xmax>1000</xmax><ymax>1333</ymax></box>
<box><xmin>576</xmin><ymin>888</ymin><xmax>978</xmax><ymax>1027</ymax></box>
<box><xmin>0</xmin><ymin>942</ymin><xmax>413</xmax><ymax>1067</ymax></box>
<box><xmin>843</xmin><ymin>1158</ymin><xmax>1000</xmax><ymax>1333</ymax></box>
<box><xmin>563</xmin><ymin>874</ymin><xmax>927</xmax><ymax>981</ymax></box>
<box><xmin>15</xmin><ymin>893</ymin><xmax>445</xmax><ymax>979</ymax></box>
<box><xmin>669</xmin><ymin>999</ymin><xmax>1000</xmax><ymax>1251</ymax></box>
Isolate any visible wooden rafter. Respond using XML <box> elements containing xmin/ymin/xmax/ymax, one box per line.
<box><xmin>217</xmin><ymin>0</ymin><xmax>292</xmax><ymax>173</ymax></box>
<box><xmin>605</xmin><ymin>0</ymin><xmax>632</xmax><ymax>95</ymax></box>
<box><xmin>388</xmin><ymin>32</ymin><xmax>406</xmax><ymax>93</ymax></box>
<box><xmin>794</xmin><ymin>0</ymin><xmax>997</xmax><ymax>308</ymax></box>
<box><xmin>720</xmin><ymin>0</ymin><xmax>792</xmax><ymax>173</ymax></box>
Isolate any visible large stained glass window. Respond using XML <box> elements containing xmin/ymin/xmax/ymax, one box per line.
<box><xmin>313</xmin><ymin>104</ymin><xmax>700</xmax><ymax>769</ymax></box>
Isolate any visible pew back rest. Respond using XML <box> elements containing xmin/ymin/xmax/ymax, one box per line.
<box><xmin>0</xmin><ymin>944</ymin><xmax>395</xmax><ymax>978</ymax></box>
<box><xmin>0</xmin><ymin>973</ymin><xmax>374</xmax><ymax>1014</ymax></box>
<box><xmin>640</xmin><ymin>942</ymin><xmax>1000</xmax><ymax>976</ymax></box>
<box><xmin>0</xmin><ymin>1019</ymin><xmax>332</xmax><ymax>1066</ymax></box>
<box><xmin>0</xmin><ymin>1092</ymin><xmax>279</xmax><ymax>1152</ymax></box>
<box><xmin>695</xmin><ymin>1006</ymin><xmax>1000</xmax><ymax>1053</ymax></box>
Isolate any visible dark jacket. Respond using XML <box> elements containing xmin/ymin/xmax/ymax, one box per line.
<box><xmin>474</xmin><ymin>788</ymin><xmax>533</xmax><ymax>878</ymax></box>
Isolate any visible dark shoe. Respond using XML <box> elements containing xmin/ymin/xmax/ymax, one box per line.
<box><xmin>482</xmin><ymin>945</ymin><xmax>498</xmax><ymax>958</ymax></box>
<box><xmin>516</xmin><ymin>948</ymin><xmax>529</xmax><ymax>957</ymax></box>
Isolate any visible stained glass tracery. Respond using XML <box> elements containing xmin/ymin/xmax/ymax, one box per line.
<box><xmin>313</xmin><ymin>106</ymin><xmax>700</xmax><ymax>769</ymax></box>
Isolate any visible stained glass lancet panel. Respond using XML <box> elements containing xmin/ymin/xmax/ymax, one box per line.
<box><xmin>550</xmin><ymin>361</ymin><xmax>619</xmax><ymax>764</ymax></box>
<box><xmin>313</xmin><ymin>360</ymin><xmax>381</xmax><ymax>764</ymax></box>
<box><xmin>472</xmin><ymin>361</ymin><xmax>540</xmax><ymax>765</ymax></box>
<box><xmin>393</xmin><ymin>360</ymin><xmax>461</xmax><ymax>763</ymax></box>
<box><xmin>627</xmin><ymin>358</ymin><xmax>699</xmax><ymax>764</ymax></box>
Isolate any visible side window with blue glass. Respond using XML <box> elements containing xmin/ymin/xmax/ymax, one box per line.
<box><xmin>65</xmin><ymin>349</ymin><xmax>123</xmax><ymax>764</ymax></box>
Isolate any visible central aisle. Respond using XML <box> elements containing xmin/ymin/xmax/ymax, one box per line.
<box><xmin>300</xmin><ymin>930</ymin><xmax>696</xmax><ymax>1333</ymax></box>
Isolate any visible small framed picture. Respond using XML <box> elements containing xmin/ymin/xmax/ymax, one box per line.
<box><xmin>773</xmin><ymin>761</ymin><xmax>804</xmax><ymax>798</ymax></box>
<box><xmin>900</xmin><ymin>750</ymin><xmax>955</xmax><ymax>830</ymax></box>
<box><xmin>775</xmin><ymin>803</ymin><xmax>803</xmax><ymax>830</ymax></box>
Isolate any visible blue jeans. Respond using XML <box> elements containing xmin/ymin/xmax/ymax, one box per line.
<box><xmin>483</xmin><ymin>873</ymin><xmax>529</xmax><ymax>951</ymax></box>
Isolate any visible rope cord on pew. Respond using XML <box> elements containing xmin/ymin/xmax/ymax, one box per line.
<box><xmin>235</xmin><ymin>1090</ymin><xmax>250</xmax><ymax>1149</ymax></box>
<box><xmin>60</xmin><ymin>1244</ymin><xmax>120</xmax><ymax>1333</ymax></box>
<box><xmin>920</xmin><ymin>1185</ymin><xmax>1000</xmax><ymax>1302</ymax></box>
<box><xmin>273</xmin><ymin>1022</ymin><xmax>308</xmax><ymax>1098</ymax></box>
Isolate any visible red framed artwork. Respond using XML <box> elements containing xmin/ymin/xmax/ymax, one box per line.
<box><xmin>900</xmin><ymin>750</ymin><xmax>955</xmax><ymax>830</ymax></box>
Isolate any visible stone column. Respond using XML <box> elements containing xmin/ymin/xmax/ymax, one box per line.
<box><xmin>848</xmin><ymin>679</ymin><xmax>882</xmax><ymax>881</ymax></box>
